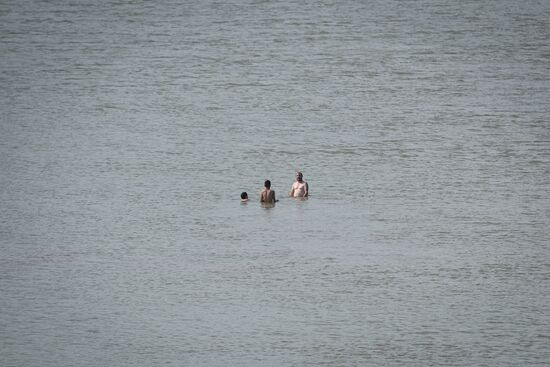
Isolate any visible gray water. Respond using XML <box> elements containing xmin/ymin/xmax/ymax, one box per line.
<box><xmin>1</xmin><ymin>0</ymin><xmax>549</xmax><ymax>366</ymax></box>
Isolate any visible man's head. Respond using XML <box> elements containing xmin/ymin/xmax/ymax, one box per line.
<box><xmin>241</xmin><ymin>192</ymin><xmax>248</xmax><ymax>200</ymax></box>
<box><xmin>296</xmin><ymin>172</ymin><xmax>303</xmax><ymax>182</ymax></box>
<box><xmin>264</xmin><ymin>180</ymin><xmax>271</xmax><ymax>189</ymax></box>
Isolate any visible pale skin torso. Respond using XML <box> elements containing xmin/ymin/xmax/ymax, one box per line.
<box><xmin>290</xmin><ymin>180</ymin><xmax>308</xmax><ymax>197</ymax></box>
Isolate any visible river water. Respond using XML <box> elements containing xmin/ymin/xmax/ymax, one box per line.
<box><xmin>1</xmin><ymin>0</ymin><xmax>549</xmax><ymax>366</ymax></box>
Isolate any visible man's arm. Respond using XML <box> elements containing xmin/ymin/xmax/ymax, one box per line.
<box><xmin>304</xmin><ymin>182</ymin><xmax>309</xmax><ymax>197</ymax></box>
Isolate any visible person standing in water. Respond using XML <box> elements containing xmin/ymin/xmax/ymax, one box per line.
<box><xmin>290</xmin><ymin>171</ymin><xmax>308</xmax><ymax>198</ymax></box>
<box><xmin>260</xmin><ymin>180</ymin><xmax>277</xmax><ymax>203</ymax></box>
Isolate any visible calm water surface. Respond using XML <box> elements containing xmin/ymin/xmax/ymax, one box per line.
<box><xmin>1</xmin><ymin>0</ymin><xmax>549</xmax><ymax>366</ymax></box>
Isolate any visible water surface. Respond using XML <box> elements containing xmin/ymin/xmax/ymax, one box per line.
<box><xmin>1</xmin><ymin>0</ymin><xmax>549</xmax><ymax>366</ymax></box>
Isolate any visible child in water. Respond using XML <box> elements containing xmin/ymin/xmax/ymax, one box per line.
<box><xmin>240</xmin><ymin>192</ymin><xmax>248</xmax><ymax>202</ymax></box>
<box><xmin>260</xmin><ymin>180</ymin><xmax>277</xmax><ymax>203</ymax></box>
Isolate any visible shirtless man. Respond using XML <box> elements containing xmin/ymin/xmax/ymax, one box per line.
<box><xmin>260</xmin><ymin>180</ymin><xmax>277</xmax><ymax>203</ymax></box>
<box><xmin>290</xmin><ymin>171</ymin><xmax>308</xmax><ymax>197</ymax></box>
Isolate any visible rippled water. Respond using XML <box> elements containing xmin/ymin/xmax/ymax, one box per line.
<box><xmin>1</xmin><ymin>0</ymin><xmax>549</xmax><ymax>366</ymax></box>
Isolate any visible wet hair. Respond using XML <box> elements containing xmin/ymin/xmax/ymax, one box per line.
<box><xmin>241</xmin><ymin>192</ymin><xmax>248</xmax><ymax>199</ymax></box>
<box><xmin>264</xmin><ymin>180</ymin><xmax>271</xmax><ymax>188</ymax></box>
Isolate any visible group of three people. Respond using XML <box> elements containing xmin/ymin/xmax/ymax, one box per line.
<box><xmin>241</xmin><ymin>172</ymin><xmax>308</xmax><ymax>203</ymax></box>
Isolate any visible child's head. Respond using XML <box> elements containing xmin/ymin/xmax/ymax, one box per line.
<box><xmin>264</xmin><ymin>180</ymin><xmax>271</xmax><ymax>189</ymax></box>
<box><xmin>241</xmin><ymin>192</ymin><xmax>248</xmax><ymax>200</ymax></box>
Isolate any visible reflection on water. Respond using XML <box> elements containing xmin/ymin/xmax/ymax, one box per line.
<box><xmin>1</xmin><ymin>0</ymin><xmax>549</xmax><ymax>366</ymax></box>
